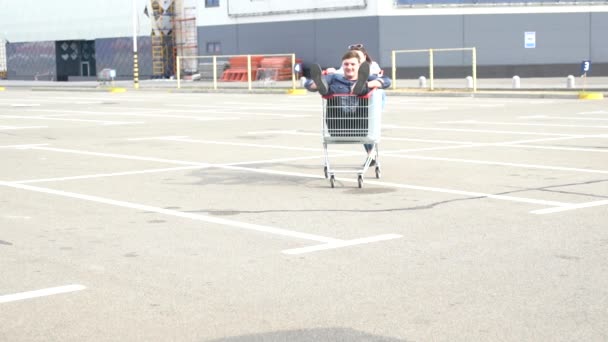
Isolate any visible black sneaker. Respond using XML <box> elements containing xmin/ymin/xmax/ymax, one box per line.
<box><xmin>352</xmin><ymin>62</ymin><xmax>370</xmax><ymax>95</ymax></box>
<box><xmin>310</xmin><ymin>64</ymin><xmax>328</xmax><ymax>95</ymax></box>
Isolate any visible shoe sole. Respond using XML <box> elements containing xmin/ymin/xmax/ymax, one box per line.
<box><xmin>310</xmin><ymin>64</ymin><xmax>328</xmax><ymax>95</ymax></box>
<box><xmin>352</xmin><ymin>62</ymin><xmax>370</xmax><ymax>95</ymax></box>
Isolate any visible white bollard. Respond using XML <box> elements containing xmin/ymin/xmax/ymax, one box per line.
<box><xmin>465</xmin><ymin>76</ymin><xmax>473</xmax><ymax>89</ymax></box>
<box><xmin>512</xmin><ymin>75</ymin><xmax>521</xmax><ymax>89</ymax></box>
<box><xmin>419</xmin><ymin>76</ymin><xmax>427</xmax><ymax>88</ymax></box>
<box><xmin>566</xmin><ymin>75</ymin><xmax>575</xmax><ymax>89</ymax></box>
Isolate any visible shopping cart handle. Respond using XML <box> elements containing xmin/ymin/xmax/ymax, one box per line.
<box><xmin>321</xmin><ymin>88</ymin><xmax>376</xmax><ymax>99</ymax></box>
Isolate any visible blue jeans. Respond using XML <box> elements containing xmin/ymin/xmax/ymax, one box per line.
<box><xmin>363</xmin><ymin>90</ymin><xmax>386</xmax><ymax>154</ymax></box>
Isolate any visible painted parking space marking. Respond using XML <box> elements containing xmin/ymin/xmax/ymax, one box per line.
<box><xmin>0</xmin><ymin>114</ymin><xmax>142</xmax><ymax>126</ymax></box>
<box><xmin>247</xmin><ymin>129</ymin><xmax>478</xmax><ymax>145</ymax></box>
<box><xmin>0</xmin><ymin>285</ymin><xmax>86</xmax><ymax>304</ymax></box>
<box><xmin>0</xmin><ymin>144</ymin><xmax>49</xmax><ymax>149</ymax></box>
<box><xmin>283</xmin><ymin>234</ymin><xmax>403</xmax><ymax>255</ymax></box>
<box><xmin>27</xmin><ymin>109</ymin><xmax>241</xmax><ymax>121</ymax></box>
<box><xmin>0</xmin><ymin>180</ymin><xmax>401</xmax><ymax>255</ymax></box>
<box><xmin>520</xmin><ymin>116</ymin><xmax>608</xmax><ymax>122</ymax></box>
<box><xmin>0</xmin><ymin>125</ymin><xmax>48</xmax><ymax>130</ymax></box>
<box><xmin>440</xmin><ymin>120</ymin><xmax>608</xmax><ymax>129</ymax></box>
<box><xmin>6</xmin><ymin>144</ymin><xmax>575</xmax><ymax>211</ymax></box>
<box><xmin>577</xmin><ymin>110</ymin><xmax>608</xmax><ymax>115</ymax></box>
<box><xmin>383</xmin><ymin>125</ymin><xmax>582</xmax><ymax>137</ymax></box>
<box><xmin>13</xmin><ymin>165</ymin><xmax>209</xmax><ymax>184</ymax></box>
<box><xmin>383</xmin><ymin>153</ymin><xmax>608</xmax><ymax>175</ymax></box>
<box><xmin>247</xmin><ymin>129</ymin><xmax>608</xmax><ymax>155</ymax></box>
<box><xmin>132</xmin><ymin>136</ymin><xmax>326</xmax><ymax>152</ymax></box>
<box><xmin>531</xmin><ymin>199</ymin><xmax>608</xmax><ymax>214</ymax></box>
<box><xmin>9</xmin><ymin>104</ymin><xmax>41</xmax><ymax>107</ymax></box>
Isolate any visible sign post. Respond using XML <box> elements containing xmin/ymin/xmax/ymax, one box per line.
<box><xmin>580</xmin><ymin>60</ymin><xmax>591</xmax><ymax>92</ymax></box>
<box><xmin>132</xmin><ymin>0</ymin><xmax>139</xmax><ymax>89</ymax></box>
<box><xmin>578</xmin><ymin>60</ymin><xmax>603</xmax><ymax>100</ymax></box>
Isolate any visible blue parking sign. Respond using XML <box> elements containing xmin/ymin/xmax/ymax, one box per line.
<box><xmin>581</xmin><ymin>60</ymin><xmax>591</xmax><ymax>75</ymax></box>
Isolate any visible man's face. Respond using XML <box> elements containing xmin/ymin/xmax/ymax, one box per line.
<box><xmin>342</xmin><ymin>57</ymin><xmax>360</xmax><ymax>80</ymax></box>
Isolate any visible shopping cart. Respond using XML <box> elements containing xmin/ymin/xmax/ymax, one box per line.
<box><xmin>322</xmin><ymin>89</ymin><xmax>384</xmax><ymax>188</ymax></box>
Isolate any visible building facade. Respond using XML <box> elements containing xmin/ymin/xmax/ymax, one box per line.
<box><xmin>1</xmin><ymin>0</ymin><xmax>607</xmax><ymax>80</ymax></box>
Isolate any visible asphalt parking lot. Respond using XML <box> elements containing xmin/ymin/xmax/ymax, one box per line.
<box><xmin>1</xmin><ymin>89</ymin><xmax>607</xmax><ymax>341</ymax></box>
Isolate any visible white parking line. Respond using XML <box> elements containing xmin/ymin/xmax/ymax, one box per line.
<box><xmin>14</xmin><ymin>166</ymin><xmax>208</xmax><ymax>184</ymax></box>
<box><xmin>0</xmin><ymin>144</ymin><xmax>49</xmax><ymax>149</ymax></box>
<box><xmin>440</xmin><ymin>120</ymin><xmax>608</xmax><ymax>129</ymax></box>
<box><xmin>530</xmin><ymin>199</ymin><xmax>608</xmax><ymax>214</ymax></box>
<box><xmin>521</xmin><ymin>116</ymin><xmax>608</xmax><ymax>122</ymax></box>
<box><xmin>0</xmin><ymin>285</ymin><xmax>86</xmax><ymax>304</ymax></box>
<box><xmin>0</xmin><ymin>125</ymin><xmax>48</xmax><ymax>130</ymax></box>
<box><xmin>283</xmin><ymin>234</ymin><xmax>403</xmax><ymax>255</ymax></box>
<box><xmin>508</xmin><ymin>144</ymin><xmax>608</xmax><ymax>153</ymax></box>
<box><xmin>385</xmin><ymin>125</ymin><xmax>581</xmax><ymax>137</ymax></box>
<box><xmin>384</xmin><ymin>154</ymin><xmax>608</xmax><ymax>175</ymax></box>
<box><xmin>0</xmin><ymin>114</ymin><xmax>142</xmax><ymax>126</ymax></box>
<box><xmin>388</xmin><ymin>136</ymin><xmax>608</xmax><ymax>154</ymax></box>
<box><xmin>27</xmin><ymin>109</ymin><xmax>241</xmax><ymax>121</ymax></box>
<box><xmin>577</xmin><ymin>110</ymin><xmax>608</xmax><ymax>115</ymax></box>
<box><xmin>146</xmin><ymin>136</ymin><xmax>325</xmax><ymax>152</ymax></box>
<box><xmin>0</xmin><ymin>180</ymin><xmax>401</xmax><ymax>254</ymax></box>
<box><xmin>9</xmin><ymin>145</ymin><xmax>573</xmax><ymax>210</ymax></box>
<box><xmin>247</xmin><ymin>130</ymin><xmax>478</xmax><ymax>145</ymax></box>
<box><xmin>9</xmin><ymin>104</ymin><xmax>41</xmax><ymax>107</ymax></box>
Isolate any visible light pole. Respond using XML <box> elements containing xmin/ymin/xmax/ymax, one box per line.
<box><xmin>0</xmin><ymin>33</ymin><xmax>8</xmax><ymax>81</ymax></box>
<box><xmin>132</xmin><ymin>0</ymin><xmax>140</xmax><ymax>89</ymax></box>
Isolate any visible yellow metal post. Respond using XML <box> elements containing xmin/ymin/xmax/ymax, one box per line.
<box><xmin>213</xmin><ymin>56</ymin><xmax>218</xmax><ymax>90</ymax></box>
<box><xmin>429</xmin><ymin>49</ymin><xmax>434</xmax><ymax>91</ymax></box>
<box><xmin>391</xmin><ymin>50</ymin><xmax>396</xmax><ymax>90</ymax></box>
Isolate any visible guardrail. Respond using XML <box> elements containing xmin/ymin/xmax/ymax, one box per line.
<box><xmin>391</xmin><ymin>47</ymin><xmax>477</xmax><ymax>92</ymax></box>
<box><xmin>176</xmin><ymin>53</ymin><xmax>300</xmax><ymax>91</ymax></box>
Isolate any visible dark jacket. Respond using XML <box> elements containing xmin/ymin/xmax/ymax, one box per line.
<box><xmin>305</xmin><ymin>73</ymin><xmax>391</xmax><ymax>95</ymax></box>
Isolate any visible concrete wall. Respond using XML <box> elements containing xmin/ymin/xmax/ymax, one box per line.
<box><xmin>95</xmin><ymin>37</ymin><xmax>153</xmax><ymax>80</ymax></box>
<box><xmin>198</xmin><ymin>11</ymin><xmax>608</xmax><ymax>77</ymax></box>
<box><xmin>6</xmin><ymin>37</ymin><xmax>152</xmax><ymax>81</ymax></box>
<box><xmin>197</xmin><ymin>17</ymin><xmax>379</xmax><ymax>71</ymax></box>
<box><xmin>380</xmin><ymin>12</ymin><xmax>608</xmax><ymax>77</ymax></box>
<box><xmin>6</xmin><ymin>41</ymin><xmax>56</xmax><ymax>80</ymax></box>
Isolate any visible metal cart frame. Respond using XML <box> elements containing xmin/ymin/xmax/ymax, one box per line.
<box><xmin>321</xmin><ymin>89</ymin><xmax>384</xmax><ymax>188</ymax></box>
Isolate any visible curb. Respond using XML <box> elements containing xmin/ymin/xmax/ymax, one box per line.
<box><xmin>578</xmin><ymin>92</ymin><xmax>604</xmax><ymax>100</ymax></box>
<box><xmin>287</xmin><ymin>88</ymin><xmax>307</xmax><ymax>95</ymax></box>
<box><xmin>2</xmin><ymin>84</ymin><xmax>606</xmax><ymax>99</ymax></box>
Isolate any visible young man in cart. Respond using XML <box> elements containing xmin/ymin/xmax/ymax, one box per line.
<box><xmin>305</xmin><ymin>50</ymin><xmax>391</xmax><ymax>167</ymax></box>
<box><xmin>305</xmin><ymin>50</ymin><xmax>391</xmax><ymax>97</ymax></box>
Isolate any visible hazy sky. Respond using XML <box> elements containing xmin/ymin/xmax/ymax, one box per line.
<box><xmin>0</xmin><ymin>0</ymin><xmax>152</xmax><ymax>42</ymax></box>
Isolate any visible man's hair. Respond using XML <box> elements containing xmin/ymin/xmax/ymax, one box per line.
<box><xmin>341</xmin><ymin>50</ymin><xmax>361</xmax><ymax>61</ymax></box>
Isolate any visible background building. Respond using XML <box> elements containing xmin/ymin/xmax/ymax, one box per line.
<box><xmin>1</xmin><ymin>0</ymin><xmax>607</xmax><ymax>80</ymax></box>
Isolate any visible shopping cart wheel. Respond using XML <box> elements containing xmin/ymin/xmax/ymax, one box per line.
<box><xmin>375</xmin><ymin>166</ymin><xmax>381</xmax><ymax>179</ymax></box>
<box><xmin>330</xmin><ymin>175</ymin><xmax>335</xmax><ymax>188</ymax></box>
<box><xmin>324</xmin><ymin>166</ymin><xmax>328</xmax><ymax>179</ymax></box>
<box><xmin>357</xmin><ymin>175</ymin><xmax>363</xmax><ymax>188</ymax></box>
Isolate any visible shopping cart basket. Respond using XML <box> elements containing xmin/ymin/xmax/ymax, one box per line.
<box><xmin>322</xmin><ymin>89</ymin><xmax>384</xmax><ymax>188</ymax></box>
